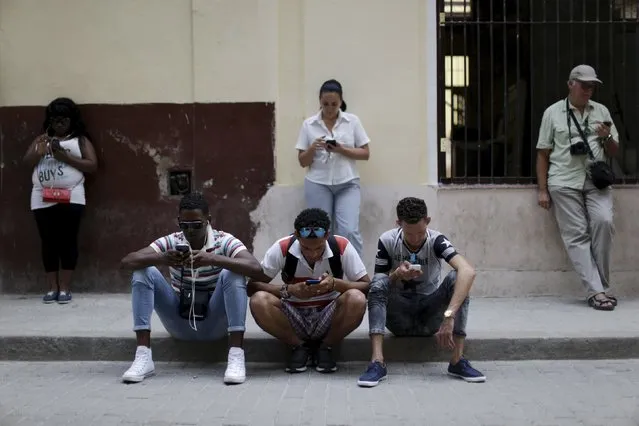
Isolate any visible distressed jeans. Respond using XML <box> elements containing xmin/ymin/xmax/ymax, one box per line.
<box><xmin>131</xmin><ymin>266</ymin><xmax>248</xmax><ymax>341</ymax></box>
<box><xmin>368</xmin><ymin>271</ymin><xmax>469</xmax><ymax>337</ymax></box>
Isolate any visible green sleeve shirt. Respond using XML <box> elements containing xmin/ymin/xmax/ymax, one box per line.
<box><xmin>536</xmin><ymin>99</ymin><xmax>619</xmax><ymax>190</ymax></box>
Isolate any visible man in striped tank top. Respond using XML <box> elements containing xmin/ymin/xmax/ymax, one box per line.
<box><xmin>120</xmin><ymin>193</ymin><xmax>263</xmax><ymax>385</ymax></box>
<box><xmin>248</xmin><ymin>208</ymin><xmax>370</xmax><ymax>374</ymax></box>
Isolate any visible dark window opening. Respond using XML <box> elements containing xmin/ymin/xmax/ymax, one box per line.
<box><xmin>437</xmin><ymin>0</ymin><xmax>639</xmax><ymax>184</ymax></box>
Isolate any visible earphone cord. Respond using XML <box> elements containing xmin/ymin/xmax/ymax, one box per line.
<box><xmin>188</xmin><ymin>245</ymin><xmax>199</xmax><ymax>331</ymax></box>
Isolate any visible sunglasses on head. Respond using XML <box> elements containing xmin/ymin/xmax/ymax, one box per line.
<box><xmin>178</xmin><ymin>220</ymin><xmax>205</xmax><ymax>231</ymax></box>
<box><xmin>298</xmin><ymin>227</ymin><xmax>327</xmax><ymax>239</ymax></box>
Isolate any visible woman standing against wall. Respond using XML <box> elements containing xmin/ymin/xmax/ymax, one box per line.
<box><xmin>23</xmin><ymin>97</ymin><xmax>98</xmax><ymax>304</ymax></box>
<box><xmin>295</xmin><ymin>79</ymin><xmax>371</xmax><ymax>257</ymax></box>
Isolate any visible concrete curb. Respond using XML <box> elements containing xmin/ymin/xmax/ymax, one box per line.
<box><xmin>2</xmin><ymin>336</ymin><xmax>639</xmax><ymax>363</ymax></box>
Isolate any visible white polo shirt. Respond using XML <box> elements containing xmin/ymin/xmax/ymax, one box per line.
<box><xmin>295</xmin><ymin>110</ymin><xmax>370</xmax><ymax>186</ymax></box>
<box><xmin>261</xmin><ymin>235</ymin><xmax>368</xmax><ymax>308</ymax></box>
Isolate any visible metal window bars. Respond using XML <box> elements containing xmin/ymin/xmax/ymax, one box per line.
<box><xmin>437</xmin><ymin>0</ymin><xmax>639</xmax><ymax>184</ymax></box>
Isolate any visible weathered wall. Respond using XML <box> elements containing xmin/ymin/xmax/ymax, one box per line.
<box><xmin>0</xmin><ymin>103</ymin><xmax>274</xmax><ymax>293</ymax></box>
<box><xmin>0</xmin><ymin>0</ymin><xmax>278</xmax><ymax>292</ymax></box>
<box><xmin>252</xmin><ymin>184</ymin><xmax>639</xmax><ymax>298</ymax></box>
<box><xmin>2</xmin><ymin>0</ymin><xmax>639</xmax><ymax>297</ymax></box>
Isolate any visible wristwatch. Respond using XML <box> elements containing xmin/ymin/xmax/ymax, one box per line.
<box><xmin>444</xmin><ymin>309</ymin><xmax>455</xmax><ymax>319</ymax></box>
<box><xmin>280</xmin><ymin>283</ymin><xmax>290</xmax><ymax>300</ymax></box>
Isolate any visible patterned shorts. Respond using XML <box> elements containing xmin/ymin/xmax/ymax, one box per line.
<box><xmin>280</xmin><ymin>299</ymin><xmax>338</xmax><ymax>342</ymax></box>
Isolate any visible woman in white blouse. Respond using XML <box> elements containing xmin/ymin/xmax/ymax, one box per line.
<box><xmin>295</xmin><ymin>79</ymin><xmax>370</xmax><ymax>256</ymax></box>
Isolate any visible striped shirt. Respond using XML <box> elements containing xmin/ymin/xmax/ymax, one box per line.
<box><xmin>150</xmin><ymin>227</ymin><xmax>247</xmax><ymax>292</ymax></box>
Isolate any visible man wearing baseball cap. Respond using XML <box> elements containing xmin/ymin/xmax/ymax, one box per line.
<box><xmin>536</xmin><ymin>64</ymin><xmax>619</xmax><ymax>311</ymax></box>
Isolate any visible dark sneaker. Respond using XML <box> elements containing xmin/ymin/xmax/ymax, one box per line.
<box><xmin>57</xmin><ymin>291</ymin><xmax>72</xmax><ymax>304</ymax></box>
<box><xmin>305</xmin><ymin>340</ymin><xmax>320</xmax><ymax>367</ymax></box>
<box><xmin>447</xmin><ymin>358</ymin><xmax>486</xmax><ymax>383</ymax></box>
<box><xmin>315</xmin><ymin>345</ymin><xmax>337</xmax><ymax>373</ymax></box>
<box><xmin>42</xmin><ymin>291</ymin><xmax>58</xmax><ymax>304</ymax></box>
<box><xmin>285</xmin><ymin>345</ymin><xmax>309</xmax><ymax>373</ymax></box>
<box><xmin>357</xmin><ymin>361</ymin><xmax>387</xmax><ymax>387</ymax></box>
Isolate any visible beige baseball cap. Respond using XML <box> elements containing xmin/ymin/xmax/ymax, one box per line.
<box><xmin>569</xmin><ymin>65</ymin><xmax>602</xmax><ymax>84</ymax></box>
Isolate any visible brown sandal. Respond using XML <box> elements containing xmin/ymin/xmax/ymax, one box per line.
<box><xmin>588</xmin><ymin>294</ymin><xmax>615</xmax><ymax>311</ymax></box>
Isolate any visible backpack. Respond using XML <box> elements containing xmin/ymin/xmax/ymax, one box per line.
<box><xmin>279</xmin><ymin>235</ymin><xmax>348</xmax><ymax>284</ymax></box>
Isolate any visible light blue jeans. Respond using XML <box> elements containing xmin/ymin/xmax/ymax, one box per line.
<box><xmin>304</xmin><ymin>177</ymin><xmax>363</xmax><ymax>256</ymax></box>
<box><xmin>131</xmin><ymin>267</ymin><xmax>247</xmax><ymax>341</ymax></box>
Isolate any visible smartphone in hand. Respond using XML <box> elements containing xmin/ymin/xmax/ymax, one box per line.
<box><xmin>175</xmin><ymin>243</ymin><xmax>190</xmax><ymax>254</ymax></box>
<box><xmin>306</xmin><ymin>279</ymin><xmax>321</xmax><ymax>286</ymax></box>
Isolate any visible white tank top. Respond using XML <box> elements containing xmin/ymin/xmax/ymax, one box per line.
<box><xmin>31</xmin><ymin>137</ymin><xmax>86</xmax><ymax>210</ymax></box>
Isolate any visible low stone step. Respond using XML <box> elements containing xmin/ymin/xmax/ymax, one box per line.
<box><xmin>2</xmin><ymin>295</ymin><xmax>638</xmax><ymax>362</ymax></box>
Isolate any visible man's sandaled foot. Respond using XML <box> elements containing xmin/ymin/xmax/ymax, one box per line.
<box><xmin>588</xmin><ymin>293</ymin><xmax>615</xmax><ymax>311</ymax></box>
<box><xmin>606</xmin><ymin>295</ymin><xmax>618</xmax><ymax>306</ymax></box>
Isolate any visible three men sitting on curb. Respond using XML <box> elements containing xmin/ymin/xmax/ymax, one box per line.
<box><xmin>120</xmin><ymin>194</ymin><xmax>485</xmax><ymax>385</ymax></box>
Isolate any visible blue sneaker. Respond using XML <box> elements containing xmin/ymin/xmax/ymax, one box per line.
<box><xmin>42</xmin><ymin>291</ymin><xmax>58</xmax><ymax>304</ymax></box>
<box><xmin>357</xmin><ymin>361</ymin><xmax>387</xmax><ymax>387</ymax></box>
<box><xmin>447</xmin><ymin>357</ymin><xmax>486</xmax><ymax>382</ymax></box>
<box><xmin>57</xmin><ymin>291</ymin><xmax>72</xmax><ymax>304</ymax></box>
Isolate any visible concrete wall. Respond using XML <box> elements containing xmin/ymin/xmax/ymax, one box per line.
<box><xmin>1</xmin><ymin>0</ymin><xmax>638</xmax><ymax>297</ymax></box>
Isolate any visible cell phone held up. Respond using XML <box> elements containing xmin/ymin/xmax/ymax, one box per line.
<box><xmin>325</xmin><ymin>139</ymin><xmax>337</xmax><ymax>147</ymax></box>
<box><xmin>175</xmin><ymin>243</ymin><xmax>190</xmax><ymax>254</ymax></box>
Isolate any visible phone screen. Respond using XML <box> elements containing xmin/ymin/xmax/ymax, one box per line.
<box><xmin>175</xmin><ymin>244</ymin><xmax>190</xmax><ymax>253</ymax></box>
<box><xmin>306</xmin><ymin>279</ymin><xmax>321</xmax><ymax>285</ymax></box>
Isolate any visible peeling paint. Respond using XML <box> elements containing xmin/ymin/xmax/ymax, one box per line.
<box><xmin>109</xmin><ymin>129</ymin><xmax>176</xmax><ymax>197</ymax></box>
<box><xmin>1</xmin><ymin>102</ymin><xmax>275</xmax><ymax>293</ymax></box>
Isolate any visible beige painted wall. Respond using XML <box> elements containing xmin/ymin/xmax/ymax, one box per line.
<box><xmin>0</xmin><ymin>0</ymin><xmax>430</xmax><ymax>183</ymax></box>
<box><xmin>0</xmin><ymin>0</ymin><xmax>194</xmax><ymax>105</ymax></box>
<box><xmin>275</xmin><ymin>0</ymin><xmax>429</xmax><ymax>185</ymax></box>
<box><xmin>0</xmin><ymin>0</ymin><xmax>277</xmax><ymax>105</ymax></box>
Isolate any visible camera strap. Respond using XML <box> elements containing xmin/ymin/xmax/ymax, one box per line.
<box><xmin>566</xmin><ymin>98</ymin><xmax>596</xmax><ymax>161</ymax></box>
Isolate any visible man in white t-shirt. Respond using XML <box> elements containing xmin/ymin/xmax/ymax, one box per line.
<box><xmin>120</xmin><ymin>192</ymin><xmax>263</xmax><ymax>385</ymax></box>
<box><xmin>248</xmin><ymin>208</ymin><xmax>370</xmax><ymax>374</ymax></box>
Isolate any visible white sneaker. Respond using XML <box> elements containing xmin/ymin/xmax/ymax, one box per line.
<box><xmin>223</xmin><ymin>347</ymin><xmax>246</xmax><ymax>384</ymax></box>
<box><xmin>122</xmin><ymin>346</ymin><xmax>155</xmax><ymax>383</ymax></box>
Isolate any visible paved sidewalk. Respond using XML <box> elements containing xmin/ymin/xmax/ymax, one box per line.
<box><xmin>2</xmin><ymin>295</ymin><xmax>639</xmax><ymax>362</ymax></box>
<box><xmin>1</xmin><ymin>360</ymin><xmax>638</xmax><ymax>426</ymax></box>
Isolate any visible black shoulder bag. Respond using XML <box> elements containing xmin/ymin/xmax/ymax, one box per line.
<box><xmin>178</xmin><ymin>267</ymin><xmax>212</xmax><ymax>322</ymax></box>
<box><xmin>568</xmin><ymin>104</ymin><xmax>615</xmax><ymax>190</ymax></box>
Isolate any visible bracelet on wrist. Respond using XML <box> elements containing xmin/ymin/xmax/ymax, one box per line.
<box><xmin>280</xmin><ymin>283</ymin><xmax>290</xmax><ymax>299</ymax></box>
